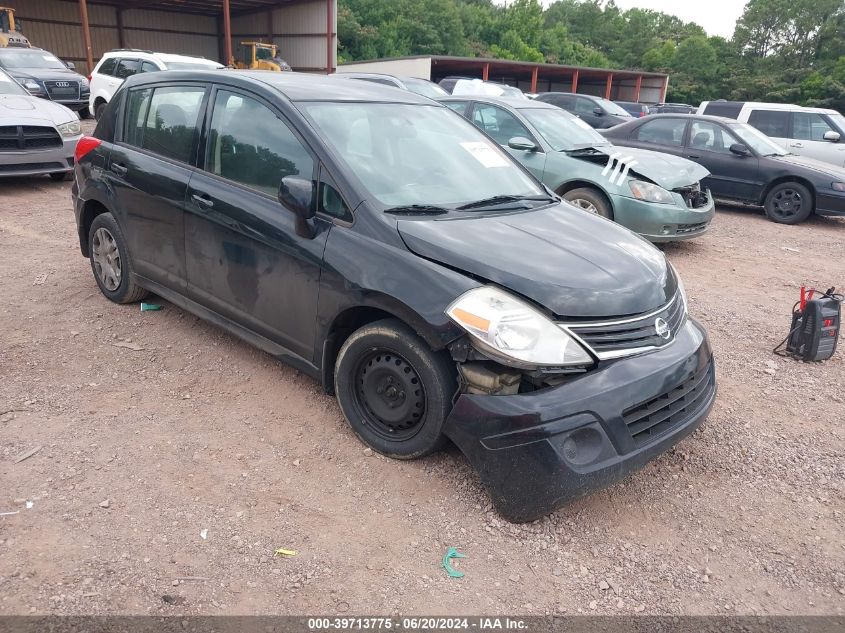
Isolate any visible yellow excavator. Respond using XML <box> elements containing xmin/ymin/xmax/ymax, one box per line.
<box><xmin>0</xmin><ymin>7</ymin><xmax>30</xmax><ymax>47</ymax></box>
<box><xmin>231</xmin><ymin>41</ymin><xmax>291</xmax><ymax>71</ymax></box>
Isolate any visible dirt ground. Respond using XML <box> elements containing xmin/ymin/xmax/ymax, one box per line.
<box><xmin>1</xmin><ymin>128</ymin><xmax>844</xmax><ymax>616</ymax></box>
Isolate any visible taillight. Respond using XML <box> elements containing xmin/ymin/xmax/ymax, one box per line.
<box><xmin>75</xmin><ymin>136</ymin><xmax>102</xmax><ymax>162</ymax></box>
<box><xmin>86</xmin><ymin>74</ymin><xmax>92</xmax><ymax>82</ymax></box>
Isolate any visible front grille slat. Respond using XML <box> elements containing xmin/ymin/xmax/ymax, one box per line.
<box><xmin>564</xmin><ymin>291</ymin><xmax>687</xmax><ymax>359</ymax></box>
<box><xmin>623</xmin><ymin>363</ymin><xmax>715</xmax><ymax>445</ymax></box>
<box><xmin>0</xmin><ymin>125</ymin><xmax>62</xmax><ymax>152</ymax></box>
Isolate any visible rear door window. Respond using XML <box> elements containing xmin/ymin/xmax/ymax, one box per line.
<box><xmin>205</xmin><ymin>89</ymin><xmax>315</xmax><ymax>197</ymax></box>
<box><xmin>116</xmin><ymin>59</ymin><xmax>141</xmax><ymax>80</ymax></box>
<box><xmin>123</xmin><ymin>85</ymin><xmax>206</xmax><ymax>163</ymax></box>
<box><xmin>792</xmin><ymin>112</ymin><xmax>837</xmax><ymax>141</ymax></box>
<box><xmin>747</xmin><ymin>110</ymin><xmax>789</xmax><ymax>137</ymax></box>
<box><xmin>98</xmin><ymin>57</ymin><xmax>118</xmax><ymax>76</ymax></box>
<box><xmin>634</xmin><ymin>118</ymin><xmax>687</xmax><ymax>146</ymax></box>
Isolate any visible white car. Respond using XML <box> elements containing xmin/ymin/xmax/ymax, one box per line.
<box><xmin>698</xmin><ymin>100</ymin><xmax>845</xmax><ymax>168</ymax></box>
<box><xmin>0</xmin><ymin>68</ymin><xmax>81</xmax><ymax>180</ymax></box>
<box><xmin>89</xmin><ymin>49</ymin><xmax>223</xmax><ymax>120</ymax></box>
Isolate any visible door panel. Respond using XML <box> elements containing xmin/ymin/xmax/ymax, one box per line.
<box><xmin>684</xmin><ymin>120</ymin><xmax>761</xmax><ymax>202</ymax></box>
<box><xmin>790</xmin><ymin>112</ymin><xmax>845</xmax><ymax>166</ymax></box>
<box><xmin>107</xmin><ymin>84</ymin><xmax>207</xmax><ymax>290</ymax></box>
<box><xmin>185</xmin><ymin>87</ymin><xmax>328</xmax><ymax>361</ymax></box>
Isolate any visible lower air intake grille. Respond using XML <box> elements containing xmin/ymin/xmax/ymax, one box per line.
<box><xmin>623</xmin><ymin>361</ymin><xmax>715</xmax><ymax>446</ymax></box>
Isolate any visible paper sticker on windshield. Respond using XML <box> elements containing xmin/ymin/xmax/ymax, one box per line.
<box><xmin>460</xmin><ymin>141</ymin><xmax>510</xmax><ymax>168</ymax></box>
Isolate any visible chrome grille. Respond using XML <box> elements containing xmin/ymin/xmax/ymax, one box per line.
<box><xmin>561</xmin><ymin>292</ymin><xmax>686</xmax><ymax>360</ymax></box>
<box><xmin>45</xmin><ymin>80</ymin><xmax>80</xmax><ymax>101</ymax></box>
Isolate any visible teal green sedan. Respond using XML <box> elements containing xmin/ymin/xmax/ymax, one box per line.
<box><xmin>441</xmin><ymin>96</ymin><xmax>715</xmax><ymax>242</ymax></box>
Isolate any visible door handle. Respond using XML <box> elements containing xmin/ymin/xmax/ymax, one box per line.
<box><xmin>686</xmin><ymin>154</ymin><xmax>701</xmax><ymax>159</ymax></box>
<box><xmin>109</xmin><ymin>162</ymin><xmax>128</xmax><ymax>176</ymax></box>
<box><xmin>791</xmin><ymin>143</ymin><xmax>804</xmax><ymax>148</ymax></box>
<box><xmin>191</xmin><ymin>193</ymin><xmax>214</xmax><ymax>209</ymax></box>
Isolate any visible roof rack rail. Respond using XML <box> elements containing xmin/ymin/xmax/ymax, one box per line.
<box><xmin>108</xmin><ymin>48</ymin><xmax>155</xmax><ymax>54</ymax></box>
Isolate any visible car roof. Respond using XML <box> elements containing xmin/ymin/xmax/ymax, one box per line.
<box><xmin>338</xmin><ymin>72</ymin><xmax>401</xmax><ymax>81</ymax></box>
<box><xmin>102</xmin><ymin>49</ymin><xmax>216</xmax><ymax>64</ymax></box>
<box><xmin>124</xmin><ymin>70</ymin><xmax>436</xmax><ymax>104</ymax></box>
<box><xmin>629</xmin><ymin>113</ymin><xmax>742</xmax><ymax>125</ymax></box>
<box><xmin>440</xmin><ymin>94</ymin><xmax>558</xmax><ymax>110</ymax></box>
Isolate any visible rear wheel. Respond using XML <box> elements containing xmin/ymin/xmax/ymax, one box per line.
<box><xmin>334</xmin><ymin>319</ymin><xmax>457</xmax><ymax>459</ymax></box>
<box><xmin>562</xmin><ymin>187</ymin><xmax>613</xmax><ymax>220</ymax></box>
<box><xmin>764</xmin><ymin>182</ymin><xmax>813</xmax><ymax>224</ymax></box>
<box><xmin>88</xmin><ymin>212</ymin><xmax>149</xmax><ymax>304</ymax></box>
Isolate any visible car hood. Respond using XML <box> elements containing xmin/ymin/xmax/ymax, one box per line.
<box><xmin>575</xmin><ymin>145</ymin><xmax>709</xmax><ymax>188</ymax></box>
<box><xmin>770</xmin><ymin>152</ymin><xmax>845</xmax><ymax>178</ymax></box>
<box><xmin>0</xmin><ymin>94</ymin><xmax>76</xmax><ymax>125</ymax></box>
<box><xmin>9</xmin><ymin>67</ymin><xmax>88</xmax><ymax>85</ymax></box>
<box><xmin>397</xmin><ymin>204</ymin><xmax>674</xmax><ymax>318</ymax></box>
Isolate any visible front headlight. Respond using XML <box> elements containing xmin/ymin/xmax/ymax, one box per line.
<box><xmin>57</xmin><ymin>120</ymin><xmax>82</xmax><ymax>137</ymax></box>
<box><xmin>446</xmin><ymin>286</ymin><xmax>593</xmax><ymax>367</ymax></box>
<box><xmin>832</xmin><ymin>182</ymin><xmax>845</xmax><ymax>192</ymax></box>
<box><xmin>629</xmin><ymin>180</ymin><xmax>675</xmax><ymax>204</ymax></box>
<box><xmin>671</xmin><ymin>263</ymin><xmax>689</xmax><ymax>313</ymax></box>
<box><xmin>21</xmin><ymin>79</ymin><xmax>42</xmax><ymax>92</ymax></box>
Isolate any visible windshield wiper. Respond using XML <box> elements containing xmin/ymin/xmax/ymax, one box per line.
<box><xmin>384</xmin><ymin>204</ymin><xmax>448</xmax><ymax>216</ymax></box>
<box><xmin>456</xmin><ymin>194</ymin><xmax>554</xmax><ymax>211</ymax></box>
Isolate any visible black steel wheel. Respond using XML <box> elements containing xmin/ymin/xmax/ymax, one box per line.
<box><xmin>334</xmin><ymin>318</ymin><xmax>457</xmax><ymax>459</ymax></box>
<box><xmin>764</xmin><ymin>182</ymin><xmax>813</xmax><ymax>224</ymax></box>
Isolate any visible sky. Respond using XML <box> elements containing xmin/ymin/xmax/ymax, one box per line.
<box><xmin>611</xmin><ymin>0</ymin><xmax>749</xmax><ymax>38</ymax></box>
<box><xmin>529</xmin><ymin>0</ymin><xmax>750</xmax><ymax>39</ymax></box>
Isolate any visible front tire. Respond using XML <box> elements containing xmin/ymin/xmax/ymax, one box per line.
<box><xmin>88</xmin><ymin>213</ymin><xmax>149</xmax><ymax>304</ymax></box>
<box><xmin>49</xmin><ymin>172</ymin><xmax>69</xmax><ymax>182</ymax></box>
<box><xmin>94</xmin><ymin>101</ymin><xmax>106</xmax><ymax>121</ymax></box>
<box><xmin>334</xmin><ymin>319</ymin><xmax>457</xmax><ymax>459</ymax></box>
<box><xmin>562</xmin><ymin>187</ymin><xmax>614</xmax><ymax>219</ymax></box>
<box><xmin>764</xmin><ymin>182</ymin><xmax>813</xmax><ymax>224</ymax></box>
<box><xmin>78</xmin><ymin>106</ymin><xmax>91</xmax><ymax>120</ymax></box>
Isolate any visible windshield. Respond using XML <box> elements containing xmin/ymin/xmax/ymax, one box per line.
<box><xmin>0</xmin><ymin>49</ymin><xmax>66</xmax><ymax>70</ymax></box>
<box><xmin>164</xmin><ymin>61</ymin><xmax>224</xmax><ymax>71</ymax></box>
<box><xmin>729</xmin><ymin>123</ymin><xmax>789</xmax><ymax>156</ymax></box>
<box><xmin>300</xmin><ymin>102</ymin><xmax>542</xmax><ymax>208</ymax></box>
<box><xmin>0</xmin><ymin>69</ymin><xmax>27</xmax><ymax>96</ymax></box>
<box><xmin>402</xmin><ymin>77</ymin><xmax>448</xmax><ymax>99</ymax></box>
<box><xmin>598</xmin><ymin>98</ymin><xmax>632</xmax><ymax>117</ymax></box>
<box><xmin>521</xmin><ymin>107</ymin><xmax>610</xmax><ymax>150</ymax></box>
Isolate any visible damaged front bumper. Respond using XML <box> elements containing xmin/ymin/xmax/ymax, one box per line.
<box><xmin>443</xmin><ymin>318</ymin><xmax>715</xmax><ymax>522</ymax></box>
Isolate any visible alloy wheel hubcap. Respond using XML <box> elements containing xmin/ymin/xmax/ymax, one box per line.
<box><xmin>772</xmin><ymin>189</ymin><xmax>802</xmax><ymax>217</ymax></box>
<box><xmin>570</xmin><ymin>198</ymin><xmax>598</xmax><ymax>214</ymax></box>
<box><xmin>91</xmin><ymin>227</ymin><xmax>121</xmax><ymax>291</ymax></box>
<box><xmin>355</xmin><ymin>351</ymin><xmax>425</xmax><ymax>440</ymax></box>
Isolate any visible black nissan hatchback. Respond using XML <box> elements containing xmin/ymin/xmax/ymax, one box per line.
<box><xmin>71</xmin><ymin>71</ymin><xmax>716</xmax><ymax>522</ymax></box>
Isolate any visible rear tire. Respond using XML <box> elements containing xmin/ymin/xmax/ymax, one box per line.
<box><xmin>562</xmin><ymin>187</ymin><xmax>614</xmax><ymax>220</ymax></box>
<box><xmin>88</xmin><ymin>212</ymin><xmax>149</xmax><ymax>304</ymax></box>
<box><xmin>764</xmin><ymin>182</ymin><xmax>813</xmax><ymax>224</ymax></box>
<box><xmin>334</xmin><ymin>318</ymin><xmax>457</xmax><ymax>459</ymax></box>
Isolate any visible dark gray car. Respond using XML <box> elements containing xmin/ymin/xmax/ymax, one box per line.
<box><xmin>0</xmin><ymin>47</ymin><xmax>90</xmax><ymax>117</ymax></box>
<box><xmin>535</xmin><ymin>92</ymin><xmax>633</xmax><ymax>128</ymax></box>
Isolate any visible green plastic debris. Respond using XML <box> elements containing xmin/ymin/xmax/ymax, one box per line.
<box><xmin>141</xmin><ymin>302</ymin><xmax>162</xmax><ymax>312</ymax></box>
<box><xmin>442</xmin><ymin>546</ymin><xmax>467</xmax><ymax>578</ymax></box>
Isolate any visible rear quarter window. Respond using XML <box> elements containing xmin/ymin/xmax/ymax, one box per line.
<box><xmin>702</xmin><ymin>102</ymin><xmax>743</xmax><ymax>119</ymax></box>
<box><xmin>97</xmin><ymin>57</ymin><xmax>118</xmax><ymax>76</ymax></box>
<box><xmin>747</xmin><ymin>110</ymin><xmax>789</xmax><ymax>137</ymax></box>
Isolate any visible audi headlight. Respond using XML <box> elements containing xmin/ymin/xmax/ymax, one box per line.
<box><xmin>21</xmin><ymin>79</ymin><xmax>42</xmax><ymax>92</ymax></box>
<box><xmin>57</xmin><ymin>120</ymin><xmax>82</xmax><ymax>138</ymax></box>
<box><xmin>629</xmin><ymin>180</ymin><xmax>675</xmax><ymax>204</ymax></box>
<box><xmin>446</xmin><ymin>286</ymin><xmax>593</xmax><ymax>367</ymax></box>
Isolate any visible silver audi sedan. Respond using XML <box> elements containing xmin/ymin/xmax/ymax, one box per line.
<box><xmin>0</xmin><ymin>67</ymin><xmax>81</xmax><ymax>181</ymax></box>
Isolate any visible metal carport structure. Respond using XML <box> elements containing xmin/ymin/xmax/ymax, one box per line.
<box><xmin>3</xmin><ymin>0</ymin><xmax>336</xmax><ymax>74</ymax></box>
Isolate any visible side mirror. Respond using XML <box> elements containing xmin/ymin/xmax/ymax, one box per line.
<box><xmin>593</xmin><ymin>107</ymin><xmax>604</xmax><ymax>116</ymax></box>
<box><xmin>278</xmin><ymin>175</ymin><xmax>316</xmax><ymax>238</ymax></box>
<box><xmin>729</xmin><ymin>143</ymin><xmax>750</xmax><ymax>156</ymax></box>
<box><xmin>64</xmin><ymin>61</ymin><xmax>76</xmax><ymax>71</ymax></box>
<box><xmin>824</xmin><ymin>130</ymin><xmax>841</xmax><ymax>142</ymax></box>
<box><xmin>508</xmin><ymin>136</ymin><xmax>538</xmax><ymax>152</ymax></box>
